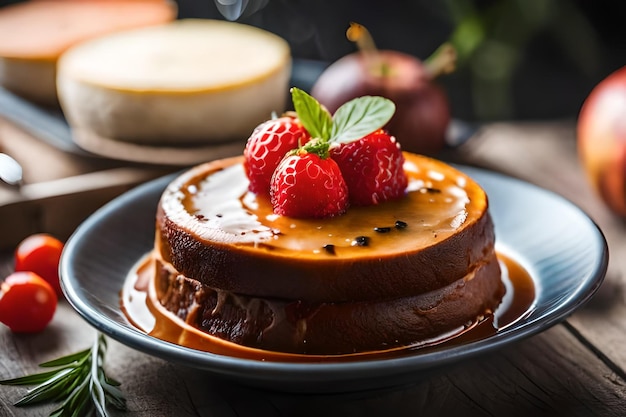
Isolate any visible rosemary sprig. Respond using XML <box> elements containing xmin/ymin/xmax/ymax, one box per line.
<box><xmin>0</xmin><ymin>333</ymin><xmax>126</xmax><ymax>417</ymax></box>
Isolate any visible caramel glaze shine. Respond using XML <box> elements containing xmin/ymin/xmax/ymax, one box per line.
<box><xmin>156</xmin><ymin>154</ymin><xmax>497</xmax><ymax>302</ymax></box>
<box><xmin>149</xmin><ymin>152</ymin><xmax>506</xmax><ymax>355</ymax></box>
<box><xmin>121</xmin><ymin>253</ymin><xmax>534</xmax><ymax>362</ymax></box>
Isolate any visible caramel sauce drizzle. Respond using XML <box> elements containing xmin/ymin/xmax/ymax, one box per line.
<box><xmin>121</xmin><ymin>252</ymin><xmax>535</xmax><ymax>363</ymax></box>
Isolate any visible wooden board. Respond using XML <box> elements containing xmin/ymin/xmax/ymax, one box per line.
<box><xmin>1</xmin><ymin>117</ymin><xmax>626</xmax><ymax>415</ymax></box>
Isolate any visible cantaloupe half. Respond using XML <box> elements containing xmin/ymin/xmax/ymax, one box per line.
<box><xmin>0</xmin><ymin>0</ymin><xmax>177</xmax><ymax>105</ymax></box>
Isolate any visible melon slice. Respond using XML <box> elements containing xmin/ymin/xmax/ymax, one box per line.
<box><xmin>0</xmin><ymin>0</ymin><xmax>177</xmax><ymax>105</ymax></box>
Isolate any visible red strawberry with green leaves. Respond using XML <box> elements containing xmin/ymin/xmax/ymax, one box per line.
<box><xmin>330</xmin><ymin>129</ymin><xmax>408</xmax><ymax>206</ymax></box>
<box><xmin>259</xmin><ymin>88</ymin><xmax>403</xmax><ymax>218</ymax></box>
<box><xmin>244</xmin><ymin>115</ymin><xmax>310</xmax><ymax>194</ymax></box>
<box><xmin>290</xmin><ymin>88</ymin><xmax>407</xmax><ymax>207</ymax></box>
<box><xmin>270</xmin><ymin>139</ymin><xmax>348</xmax><ymax>218</ymax></box>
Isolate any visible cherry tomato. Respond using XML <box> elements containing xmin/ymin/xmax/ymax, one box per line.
<box><xmin>14</xmin><ymin>234</ymin><xmax>64</xmax><ymax>295</ymax></box>
<box><xmin>0</xmin><ymin>271</ymin><xmax>57</xmax><ymax>333</ymax></box>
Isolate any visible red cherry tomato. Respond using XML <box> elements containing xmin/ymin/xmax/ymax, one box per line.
<box><xmin>14</xmin><ymin>234</ymin><xmax>64</xmax><ymax>295</ymax></box>
<box><xmin>0</xmin><ymin>271</ymin><xmax>57</xmax><ymax>333</ymax></box>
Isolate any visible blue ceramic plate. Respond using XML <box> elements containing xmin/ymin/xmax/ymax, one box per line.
<box><xmin>60</xmin><ymin>165</ymin><xmax>608</xmax><ymax>393</ymax></box>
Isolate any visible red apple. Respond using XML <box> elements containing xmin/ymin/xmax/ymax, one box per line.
<box><xmin>310</xmin><ymin>23</ymin><xmax>454</xmax><ymax>156</ymax></box>
<box><xmin>577</xmin><ymin>66</ymin><xmax>626</xmax><ymax>216</ymax></box>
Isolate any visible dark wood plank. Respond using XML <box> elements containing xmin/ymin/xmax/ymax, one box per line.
<box><xmin>3</xmin><ymin>310</ymin><xmax>626</xmax><ymax>416</ymax></box>
<box><xmin>2</xmin><ymin>120</ymin><xmax>626</xmax><ymax>415</ymax></box>
<box><xmin>451</xmin><ymin>121</ymin><xmax>626</xmax><ymax>376</ymax></box>
<box><xmin>1</xmin><ymin>237</ymin><xmax>625</xmax><ymax>417</ymax></box>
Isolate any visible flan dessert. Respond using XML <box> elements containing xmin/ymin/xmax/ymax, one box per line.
<box><xmin>148</xmin><ymin>90</ymin><xmax>505</xmax><ymax>355</ymax></box>
<box><xmin>57</xmin><ymin>18</ymin><xmax>291</xmax><ymax>146</ymax></box>
<box><xmin>0</xmin><ymin>0</ymin><xmax>176</xmax><ymax>106</ymax></box>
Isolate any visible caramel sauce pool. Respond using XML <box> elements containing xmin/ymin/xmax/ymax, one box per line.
<box><xmin>121</xmin><ymin>252</ymin><xmax>535</xmax><ymax>363</ymax></box>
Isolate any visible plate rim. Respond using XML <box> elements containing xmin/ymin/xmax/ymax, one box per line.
<box><xmin>59</xmin><ymin>164</ymin><xmax>609</xmax><ymax>390</ymax></box>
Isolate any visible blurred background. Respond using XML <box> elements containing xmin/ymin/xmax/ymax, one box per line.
<box><xmin>168</xmin><ymin>0</ymin><xmax>626</xmax><ymax>123</ymax></box>
<box><xmin>2</xmin><ymin>0</ymin><xmax>625</xmax><ymax>122</ymax></box>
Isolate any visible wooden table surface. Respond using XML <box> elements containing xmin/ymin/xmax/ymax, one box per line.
<box><xmin>1</xmin><ymin>115</ymin><xmax>625</xmax><ymax>417</ymax></box>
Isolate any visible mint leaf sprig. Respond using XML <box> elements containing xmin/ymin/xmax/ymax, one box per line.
<box><xmin>290</xmin><ymin>87</ymin><xmax>395</xmax><ymax>145</ymax></box>
<box><xmin>0</xmin><ymin>333</ymin><xmax>126</xmax><ymax>417</ymax></box>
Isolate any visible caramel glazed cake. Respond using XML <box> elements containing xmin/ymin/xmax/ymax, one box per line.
<box><xmin>152</xmin><ymin>153</ymin><xmax>505</xmax><ymax>355</ymax></box>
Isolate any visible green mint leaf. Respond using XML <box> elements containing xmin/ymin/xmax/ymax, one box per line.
<box><xmin>330</xmin><ymin>96</ymin><xmax>395</xmax><ymax>144</ymax></box>
<box><xmin>291</xmin><ymin>87</ymin><xmax>332</xmax><ymax>140</ymax></box>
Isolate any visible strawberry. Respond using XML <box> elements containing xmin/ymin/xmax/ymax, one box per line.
<box><xmin>243</xmin><ymin>115</ymin><xmax>310</xmax><ymax>194</ymax></box>
<box><xmin>252</xmin><ymin>88</ymin><xmax>399</xmax><ymax>218</ymax></box>
<box><xmin>270</xmin><ymin>140</ymin><xmax>349</xmax><ymax>218</ymax></box>
<box><xmin>330</xmin><ymin>129</ymin><xmax>408</xmax><ymax>206</ymax></box>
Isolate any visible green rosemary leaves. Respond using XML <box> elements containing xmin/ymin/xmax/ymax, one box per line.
<box><xmin>0</xmin><ymin>333</ymin><xmax>126</xmax><ymax>417</ymax></box>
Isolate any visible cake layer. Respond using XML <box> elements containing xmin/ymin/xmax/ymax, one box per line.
<box><xmin>0</xmin><ymin>0</ymin><xmax>176</xmax><ymax>105</ymax></box>
<box><xmin>157</xmin><ymin>153</ymin><xmax>496</xmax><ymax>302</ymax></box>
<box><xmin>57</xmin><ymin>19</ymin><xmax>291</xmax><ymax>144</ymax></box>
<box><xmin>153</xmin><ymin>252</ymin><xmax>504</xmax><ymax>355</ymax></box>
